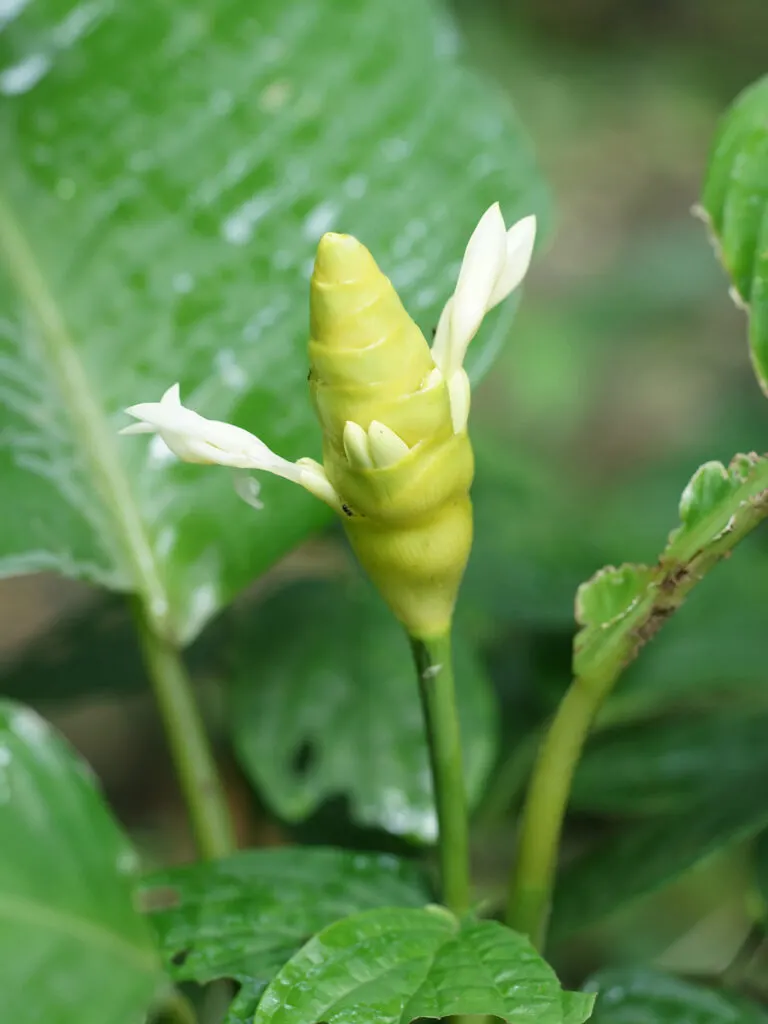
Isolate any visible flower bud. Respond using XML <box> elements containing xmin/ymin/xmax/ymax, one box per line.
<box><xmin>309</xmin><ymin>233</ymin><xmax>473</xmax><ymax>638</ymax></box>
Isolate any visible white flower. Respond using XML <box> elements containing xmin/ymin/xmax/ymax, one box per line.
<box><xmin>121</xmin><ymin>383</ymin><xmax>341</xmax><ymax>509</ymax></box>
<box><xmin>431</xmin><ymin>203</ymin><xmax>536</xmax><ymax>382</ymax></box>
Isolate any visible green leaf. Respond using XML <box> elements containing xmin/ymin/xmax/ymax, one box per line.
<box><xmin>231</xmin><ymin>578</ymin><xmax>497</xmax><ymax>841</ymax></box>
<box><xmin>552</xmin><ymin>779</ymin><xmax>768</xmax><ymax>940</ymax></box>
<box><xmin>0</xmin><ymin>0</ymin><xmax>545</xmax><ymax>644</ymax></box>
<box><xmin>141</xmin><ymin>846</ymin><xmax>429</xmax><ymax>1000</ymax></box>
<box><xmin>701</xmin><ymin>75</ymin><xmax>768</xmax><ymax>393</ymax></box>
<box><xmin>572</xmin><ymin>711</ymin><xmax>768</xmax><ymax>816</ymax></box>
<box><xmin>0</xmin><ymin>699</ymin><xmax>164</xmax><ymax>1023</ymax></box>
<box><xmin>585</xmin><ymin>967</ymin><xmax>768</xmax><ymax>1023</ymax></box>
<box><xmin>573</xmin><ymin>454</ymin><xmax>768</xmax><ymax>694</ymax></box>
<box><xmin>253</xmin><ymin>907</ymin><xmax>593</xmax><ymax>1024</ymax></box>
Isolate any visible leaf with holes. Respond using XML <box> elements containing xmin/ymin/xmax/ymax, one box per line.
<box><xmin>230</xmin><ymin>578</ymin><xmax>497</xmax><ymax>841</ymax></box>
<box><xmin>700</xmin><ymin>74</ymin><xmax>768</xmax><ymax>393</ymax></box>
<box><xmin>141</xmin><ymin>846</ymin><xmax>429</xmax><ymax>1013</ymax></box>
<box><xmin>252</xmin><ymin>907</ymin><xmax>593</xmax><ymax>1024</ymax></box>
<box><xmin>0</xmin><ymin>699</ymin><xmax>164</xmax><ymax>1023</ymax></box>
<box><xmin>0</xmin><ymin>0</ymin><xmax>545</xmax><ymax>643</ymax></box>
<box><xmin>585</xmin><ymin>967</ymin><xmax>768</xmax><ymax>1024</ymax></box>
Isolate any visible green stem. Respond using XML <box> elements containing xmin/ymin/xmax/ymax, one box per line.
<box><xmin>135</xmin><ymin>603</ymin><xmax>236</xmax><ymax>860</ymax></box>
<box><xmin>506</xmin><ymin>678</ymin><xmax>601</xmax><ymax>950</ymax></box>
<box><xmin>410</xmin><ymin>632</ymin><xmax>470</xmax><ymax>915</ymax></box>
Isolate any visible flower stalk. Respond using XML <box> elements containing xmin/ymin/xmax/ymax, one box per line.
<box><xmin>410</xmin><ymin>633</ymin><xmax>470</xmax><ymax>914</ymax></box>
<box><xmin>135</xmin><ymin>603</ymin><xmax>236</xmax><ymax>860</ymax></box>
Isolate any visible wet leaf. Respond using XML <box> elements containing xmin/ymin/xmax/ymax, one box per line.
<box><xmin>0</xmin><ymin>0</ymin><xmax>545</xmax><ymax>643</ymax></box>
<box><xmin>0</xmin><ymin>700</ymin><xmax>164</xmax><ymax>1023</ymax></box>
<box><xmin>253</xmin><ymin>908</ymin><xmax>593</xmax><ymax>1024</ymax></box>
<box><xmin>142</xmin><ymin>846</ymin><xmax>428</xmax><ymax>1014</ymax></box>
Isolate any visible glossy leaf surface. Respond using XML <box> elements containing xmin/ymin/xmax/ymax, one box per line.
<box><xmin>0</xmin><ymin>0</ymin><xmax>544</xmax><ymax>643</ymax></box>
<box><xmin>142</xmin><ymin>846</ymin><xmax>429</xmax><ymax>1017</ymax></box>
<box><xmin>253</xmin><ymin>907</ymin><xmax>594</xmax><ymax>1024</ymax></box>
<box><xmin>0</xmin><ymin>700</ymin><xmax>163</xmax><ymax>1023</ymax></box>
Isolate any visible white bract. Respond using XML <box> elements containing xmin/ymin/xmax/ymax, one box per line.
<box><xmin>121</xmin><ymin>383</ymin><xmax>340</xmax><ymax>509</ymax></box>
<box><xmin>431</xmin><ymin>203</ymin><xmax>536</xmax><ymax>431</ymax></box>
<box><xmin>120</xmin><ymin>204</ymin><xmax>535</xmax><ymax>502</ymax></box>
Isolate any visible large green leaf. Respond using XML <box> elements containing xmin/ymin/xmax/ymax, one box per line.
<box><xmin>231</xmin><ymin>578</ymin><xmax>497</xmax><ymax>841</ymax></box>
<box><xmin>572</xmin><ymin>711</ymin><xmax>768</xmax><ymax>816</ymax></box>
<box><xmin>141</xmin><ymin>846</ymin><xmax>429</xmax><ymax>1021</ymax></box>
<box><xmin>0</xmin><ymin>0</ymin><xmax>545</xmax><ymax>644</ymax></box>
<box><xmin>253</xmin><ymin>907</ymin><xmax>593</xmax><ymax>1024</ymax></box>
<box><xmin>701</xmin><ymin>75</ymin><xmax>768</xmax><ymax>393</ymax></box>
<box><xmin>552</xmin><ymin>781</ymin><xmax>768</xmax><ymax>940</ymax></box>
<box><xmin>586</xmin><ymin>967</ymin><xmax>768</xmax><ymax>1024</ymax></box>
<box><xmin>0</xmin><ymin>699</ymin><xmax>164</xmax><ymax>1023</ymax></box>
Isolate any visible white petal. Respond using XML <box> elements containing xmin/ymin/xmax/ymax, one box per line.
<box><xmin>430</xmin><ymin>296</ymin><xmax>454</xmax><ymax>377</ymax></box>
<box><xmin>343</xmin><ymin>420</ymin><xmax>373</xmax><ymax>470</ymax></box>
<box><xmin>296</xmin><ymin>458</ymin><xmax>343</xmax><ymax>511</ymax></box>
<box><xmin>161</xmin><ymin>382</ymin><xmax>182</xmax><ymax>406</ymax></box>
<box><xmin>487</xmin><ymin>214</ymin><xmax>537</xmax><ymax>309</ymax></box>
<box><xmin>367</xmin><ymin>420</ymin><xmax>409</xmax><ymax>468</ymax></box>
<box><xmin>448</xmin><ymin>202</ymin><xmax>507</xmax><ymax>370</ymax></box>
<box><xmin>446</xmin><ymin>369</ymin><xmax>471</xmax><ymax>434</ymax></box>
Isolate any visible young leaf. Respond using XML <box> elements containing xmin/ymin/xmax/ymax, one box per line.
<box><xmin>230</xmin><ymin>579</ymin><xmax>497</xmax><ymax>841</ymax></box>
<box><xmin>572</xmin><ymin>711</ymin><xmax>768</xmax><ymax>816</ymax></box>
<box><xmin>253</xmin><ymin>907</ymin><xmax>593</xmax><ymax>1024</ymax></box>
<box><xmin>552</xmin><ymin>780</ymin><xmax>768</xmax><ymax>940</ymax></box>
<box><xmin>0</xmin><ymin>0</ymin><xmax>545</xmax><ymax>644</ymax></box>
<box><xmin>140</xmin><ymin>846</ymin><xmax>429</xmax><ymax>1001</ymax></box>
<box><xmin>574</xmin><ymin>455</ymin><xmax>768</xmax><ymax>695</ymax></box>
<box><xmin>700</xmin><ymin>75</ymin><xmax>768</xmax><ymax>393</ymax></box>
<box><xmin>585</xmin><ymin>967</ymin><xmax>768</xmax><ymax>1023</ymax></box>
<box><xmin>0</xmin><ymin>700</ymin><xmax>164</xmax><ymax>1024</ymax></box>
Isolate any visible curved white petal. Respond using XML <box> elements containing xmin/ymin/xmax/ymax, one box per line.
<box><xmin>446</xmin><ymin>369</ymin><xmax>471</xmax><ymax>434</ymax></box>
<box><xmin>448</xmin><ymin>202</ymin><xmax>507</xmax><ymax>365</ymax></box>
<box><xmin>121</xmin><ymin>386</ymin><xmax>341</xmax><ymax>508</ymax></box>
<box><xmin>430</xmin><ymin>296</ymin><xmax>454</xmax><ymax>377</ymax></box>
<box><xmin>487</xmin><ymin>214</ymin><xmax>537</xmax><ymax>310</ymax></box>
<box><xmin>343</xmin><ymin>420</ymin><xmax>373</xmax><ymax>470</ymax></box>
<box><xmin>367</xmin><ymin>420</ymin><xmax>409</xmax><ymax>468</ymax></box>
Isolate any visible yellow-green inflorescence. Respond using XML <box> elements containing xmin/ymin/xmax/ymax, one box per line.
<box><xmin>121</xmin><ymin>204</ymin><xmax>536</xmax><ymax>640</ymax></box>
<box><xmin>309</xmin><ymin>233</ymin><xmax>474</xmax><ymax>638</ymax></box>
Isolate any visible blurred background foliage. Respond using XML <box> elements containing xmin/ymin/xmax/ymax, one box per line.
<box><xmin>2</xmin><ymin>0</ymin><xmax>768</xmax><ymax>1009</ymax></box>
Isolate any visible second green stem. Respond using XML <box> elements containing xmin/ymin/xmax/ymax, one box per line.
<box><xmin>506</xmin><ymin>678</ymin><xmax>600</xmax><ymax>950</ymax></box>
<box><xmin>136</xmin><ymin>604</ymin><xmax>236</xmax><ymax>861</ymax></box>
<box><xmin>410</xmin><ymin>632</ymin><xmax>470</xmax><ymax>915</ymax></box>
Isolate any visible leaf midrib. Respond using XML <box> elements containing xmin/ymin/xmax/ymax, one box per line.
<box><xmin>0</xmin><ymin>190</ymin><xmax>169</xmax><ymax>632</ymax></box>
<box><xmin>0</xmin><ymin>889</ymin><xmax>160</xmax><ymax>974</ymax></box>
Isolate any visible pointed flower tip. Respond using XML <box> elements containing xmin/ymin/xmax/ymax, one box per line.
<box><xmin>313</xmin><ymin>231</ymin><xmax>376</xmax><ymax>284</ymax></box>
